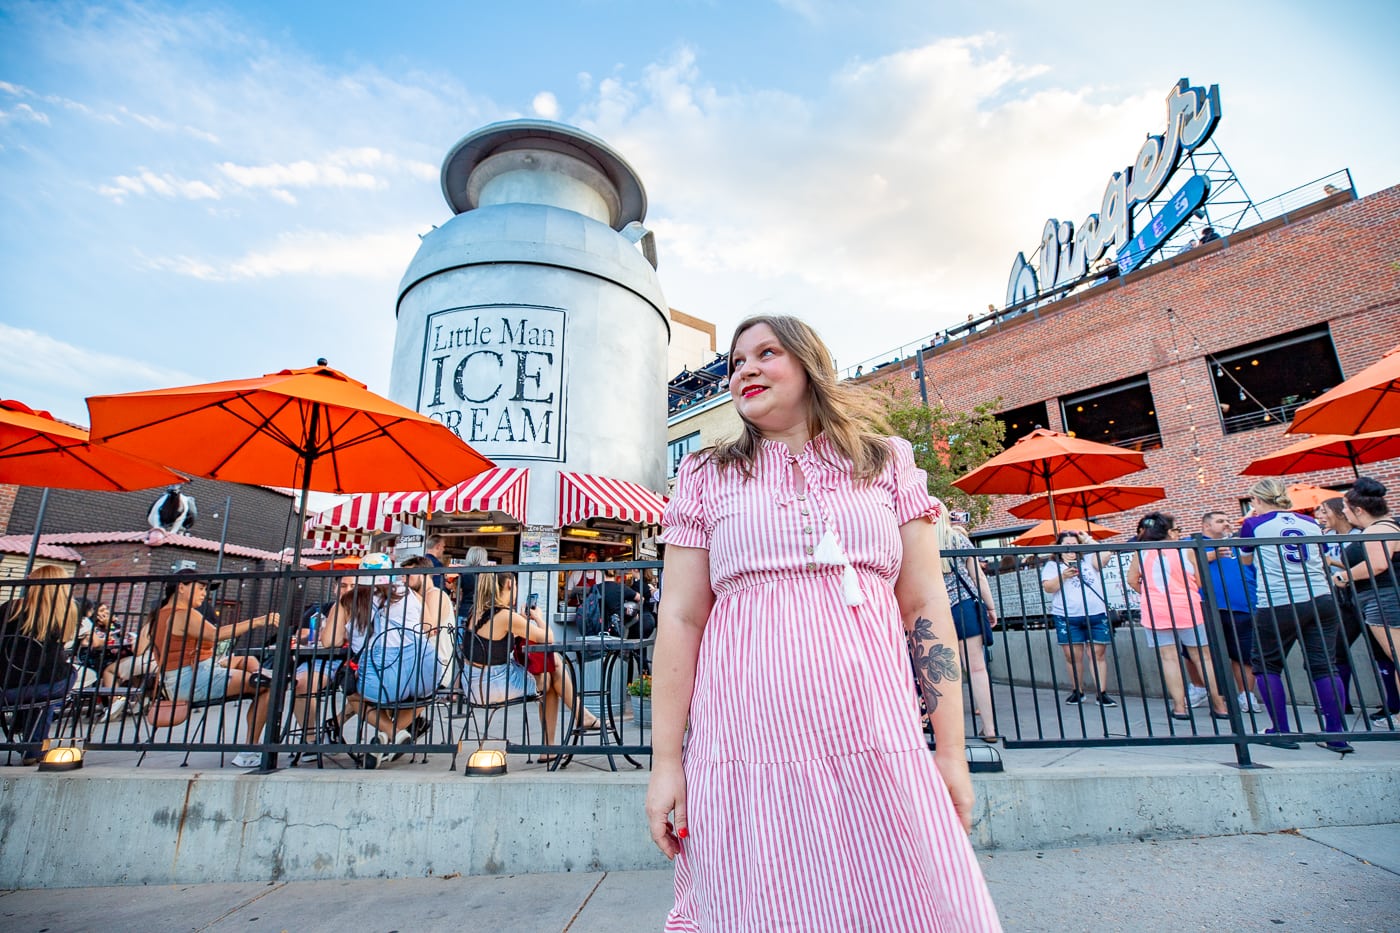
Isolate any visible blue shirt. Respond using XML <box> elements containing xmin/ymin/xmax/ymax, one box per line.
<box><xmin>1196</xmin><ymin>535</ymin><xmax>1257</xmax><ymax>614</ymax></box>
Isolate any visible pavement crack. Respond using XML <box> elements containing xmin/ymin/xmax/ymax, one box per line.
<box><xmin>192</xmin><ymin>881</ymin><xmax>286</xmax><ymax>931</ymax></box>
<box><xmin>561</xmin><ymin>872</ymin><xmax>608</xmax><ymax>932</ymax></box>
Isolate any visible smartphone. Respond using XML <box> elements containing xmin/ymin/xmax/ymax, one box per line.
<box><xmin>527</xmin><ymin>593</ymin><xmax>539</xmax><ymax>610</ymax></box>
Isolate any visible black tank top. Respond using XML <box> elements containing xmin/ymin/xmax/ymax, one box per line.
<box><xmin>1343</xmin><ymin>521</ymin><xmax>1400</xmax><ymax>592</ymax></box>
<box><xmin>465</xmin><ymin>606</ymin><xmax>514</xmax><ymax>666</ymax></box>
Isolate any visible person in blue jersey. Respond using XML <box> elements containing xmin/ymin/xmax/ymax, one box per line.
<box><xmin>1198</xmin><ymin>511</ymin><xmax>1262</xmax><ymax>713</ymax></box>
<box><xmin>1238</xmin><ymin>479</ymin><xmax>1351</xmax><ymax>754</ymax></box>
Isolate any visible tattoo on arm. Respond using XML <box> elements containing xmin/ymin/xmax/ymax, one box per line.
<box><xmin>908</xmin><ymin>615</ymin><xmax>959</xmax><ymax>713</ymax></box>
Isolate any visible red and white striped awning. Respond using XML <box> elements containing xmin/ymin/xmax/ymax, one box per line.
<box><xmin>382</xmin><ymin>467</ymin><xmax>530</xmax><ymax>524</ymax></box>
<box><xmin>304</xmin><ymin>492</ymin><xmax>398</xmax><ymax>537</ymax></box>
<box><xmin>558</xmin><ymin>471</ymin><xmax>668</xmax><ymax>527</ymax></box>
<box><xmin>308</xmin><ymin>531</ymin><xmax>373</xmax><ymax>552</ymax></box>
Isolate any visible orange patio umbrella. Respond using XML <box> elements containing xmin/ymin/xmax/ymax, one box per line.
<box><xmin>1012</xmin><ymin>518</ymin><xmax>1120</xmax><ymax>548</ymax></box>
<box><xmin>1008</xmin><ymin>483</ymin><xmax>1166</xmax><ymax>523</ymax></box>
<box><xmin>2</xmin><ymin>399</ymin><xmax>186</xmax><ymax>575</ymax></box>
<box><xmin>1285</xmin><ymin>483</ymin><xmax>1335</xmax><ymax>513</ymax></box>
<box><xmin>305</xmin><ymin>555</ymin><xmax>363</xmax><ymax>572</ymax></box>
<box><xmin>953</xmin><ymin>429</ymin><xmax>1147</xmax><ymax>528</ymax></box>
<box><xmin>1241</xmin><ymin>428</ymin><xmax>1400</xmax><ymax>479</ymax></box>
<box><xmin>87</xmin><ymin>361</ymin><xmax>493</xmax><ymax>767</ymax></box>
<box><xmin>1288</xmin><ymin>343</ymin><xmax>1400</xmax><ymax>435</ymax></box>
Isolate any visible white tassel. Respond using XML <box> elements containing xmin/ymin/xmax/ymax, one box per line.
<box><xmin>841</xmin><ymin>563</ymin><xmax>866</xmax><ymax>607</ymax></box>
<box><xmin>815</xmin><ymin>529</ymin><xmax>865</xmax><ymax>607</ymax></box>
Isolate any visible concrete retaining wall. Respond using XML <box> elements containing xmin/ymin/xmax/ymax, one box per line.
<box><xmin>4</xmin><ymin>761</ymin><xmax>1397</xmax><ymax>889</ymax></box>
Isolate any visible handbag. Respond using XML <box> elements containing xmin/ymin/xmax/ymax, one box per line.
<box><xmin>952</xmin><ymin>566</ymin><xmax>995</xmax><ymax>649</ymax></box>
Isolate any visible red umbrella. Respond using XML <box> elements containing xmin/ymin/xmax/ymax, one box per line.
<box><xmin>1288</xmin><ymin>343</ymin><xmax>1400</xmax><ymax>435</ymax></box>
<box><xmin>954</xmin><ymin>429</ymin><xmax>1147</xmax><ymax>528</ymax></box>
<box><xmin>1241</xmin><ymin>429</ymin><xmax>1400</xmax><ymax>479</ymax></box>
<box><xmin>1</xmin><ymin>399</ymin><xmax>186</xmax><ymax>575</ymax></box>
<box><xmin>1012</xmin><ymin>518</ymin><xmax>1120</xmax><ymax>547</ymax></box>
<box><xmin>1008</xmin><ymin>483</ymin><xmax>1166</xmax><ymax>522</ymax></box>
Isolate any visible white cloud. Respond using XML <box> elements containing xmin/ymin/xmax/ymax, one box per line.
<box><xmin>146</xmin><ymin>227</ymin><xmax>422</xmax><ymax>282</ymax></box>
<box><xmin>96</xmin><ymin>170</ymin><xmax>221</xmax><ymax>202</ymax></box>
<box><xmin>0</xmin><ymin>323</ymin><xmax>198</xmax><ymax>423</ymax></box>
<box><xmin>532</xmin><ymin>91</ymin><xmax>560</xmax><ymax>119</ymax></box>
<box><xmin>0</xmin><ymin>103</ymin><xmax>50</xmax><ymax>124</ymax></box>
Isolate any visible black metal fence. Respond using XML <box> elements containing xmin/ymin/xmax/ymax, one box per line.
<box><xmin>2</xmin><ymin>533</ymin><xmax>1397</xmax><ymax>772</ymax></box>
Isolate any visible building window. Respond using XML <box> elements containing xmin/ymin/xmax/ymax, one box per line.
<box><xmin>996</xmin><ymin>401</ymin><xmax>1050</xmax><ymax>447</ymax></box>
<box><xmin>1209</xmin><ymin>326</ymin><xmax>1345</xmax><ymax>435</ymax></box>
<box><xmin>668</xmin><ymin>432</ymin><xmax>701</xmax><ymax>477</ymax></box>
<box><xmin>1061</xmin><ymin>376</ymin><xmax>1163</xmax><ymax>451</ymax></box>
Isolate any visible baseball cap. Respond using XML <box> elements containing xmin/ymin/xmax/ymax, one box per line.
<box><xmin>360</xmin><ymin>552</ymin><xmax>395</xmax><ymax>586</ymax></box>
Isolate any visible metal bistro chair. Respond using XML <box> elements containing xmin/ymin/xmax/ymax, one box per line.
<box><xmin>456</xmin><ymin>642</ymin><xmax>542</xmax><ymax>769</ymax></box>
<box><xmin>137</xmin><ymin>663</ymin><xmax>277</xmax><ymax>768</ymax></box>
<box><xmin>0</xmin><ymin>635</ymin><xmax>76</xmax><ymax>765</ymax></box>
<box><xmin>346</xmin><ymin>628</ymin><xmax>451</xmax><ymax>768</ymax></box>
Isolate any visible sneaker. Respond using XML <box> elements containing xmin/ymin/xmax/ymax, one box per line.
<box><xmin>1064</xmin><ymin>690</ymin><xmax>1084</xmax><ymax>705</ymax></box>
<box><xmin>1369</xmin><ymin>707</ymin><xmax>1400</xmax><ymax>724</ymax></box>
<box><xmin>1188</xmin><ymin>685</ymin><xmax>1209</xmax><ymax>708</ymax></box>
<box><xmin>101</xmin><ymin>697</ymin><xmax>127</xmax><ymax>722</ymax></box>
<box><xmin>1096</xmin><ymin>693</ymin><xmax>1117</xmax><ymax>708</ymax></box>
<box><xmin>409</xmin><ymin>715</ymin><xmax>432</xmax><ymax>739</ymax></box>
<box><xmin>389</xmin><ymin>729</ymin><xmax>414</xmax><ymax>763</ymax></box>
<box><xmin>231</xmin><ymin>752</ymin><xmax>261</xmax><ymax>768</ymax></box>
<box><xmin>361</xmin><ymin>738</ymin><xmax>382</xmax><ymax>770</ymax></box>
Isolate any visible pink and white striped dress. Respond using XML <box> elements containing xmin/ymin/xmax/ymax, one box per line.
<box><xmin>661</xmin><ymin>435</ymin><xmax>1001</xmax><ymax>932</ymax></box>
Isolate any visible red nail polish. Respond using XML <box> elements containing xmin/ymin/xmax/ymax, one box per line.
<box><xmin>677</xmin><ymin>826</ymin><xmax>689</xmax><ymax>839</ymax></box>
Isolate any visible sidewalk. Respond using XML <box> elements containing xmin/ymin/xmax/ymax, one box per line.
<box><xmin>4</xmin><ymin>825</ymin><xmax>1396</xmax><ymax>932</ymax></box>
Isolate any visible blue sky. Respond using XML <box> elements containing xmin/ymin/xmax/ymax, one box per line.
<box><xmin>3</xmin><ymin>0</ymin><xmax>1398</xmax><ymax>427</ymax></box>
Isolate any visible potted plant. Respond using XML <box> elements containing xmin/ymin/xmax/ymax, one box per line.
<box><xmin>626</xmin><ymin>673</ymin><xmax>651</xmax><ymax>727</ymax></box>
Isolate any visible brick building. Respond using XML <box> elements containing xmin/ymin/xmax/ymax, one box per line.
<box><xmin>864</xmin><ymin>183</ymin><xmax>1400</xmax><ymax>540</ymax></box>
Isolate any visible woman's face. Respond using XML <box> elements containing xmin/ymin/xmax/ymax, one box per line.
<box><xmin>96</xmin><ymin>604</ymin><xmax>110</xmax><ymax>625</ymax></box>
<box><xmin>1343</xmin><ymin>499</ymin><xmax>1369</xmax><ymax>527</ymax></box>
<box><xmin>729</xmin><ymin>323</ymin><xmax>811</xmax><ymax>437</ymax></box>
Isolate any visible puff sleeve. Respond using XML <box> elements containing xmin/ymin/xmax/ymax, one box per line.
<box><xmin>661</xmin><ymin>452</ymin><xmax>712</xmax><ymax>549</ymax></box>
<box><xmin>888</xmin><ymin>436</ymin><xmax>945</xmax><ymax>526</ymax></box>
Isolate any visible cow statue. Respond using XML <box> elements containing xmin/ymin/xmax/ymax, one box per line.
<box><xmin>148</xmin><ymin>485</ymin><xmax>197</xmax><ymax>534</ymax></box>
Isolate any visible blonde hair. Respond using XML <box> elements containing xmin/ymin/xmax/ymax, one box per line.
<box><xmin>13</xmin><ymin>565</ymin><xmax>78</xmax><ymax>644</ymax></box>
<box><xmin>1249</xmin><ymin>478</ymin><xmax>1292</xmax><ymax>510</ymax></box>
<box><xmin>707</xmin><ymin>315</ymin><xmax>891</xmax><ymax>483</ymax></box>
<box><xmin>935</xmin><ymin>511</ymin><xmax>957</xmax><ymax>575</ymax></box>
<box><xmin>473</xmin><ymin>572</ymin><xmax>515</xmax><ymax>624</ymax></box>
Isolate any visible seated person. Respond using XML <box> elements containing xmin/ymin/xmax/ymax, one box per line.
<box><xmin>0</xmin><ymin>565</ymin><xmax>80</xmax><ymax>765</ymax></box>
<box><xmin>288</xmin><ymin>575</ymin><xmax>359</xmax><ymax>743</ymax></box>
<box><xmin>147</xmin><ymin>569</ymin><xmax>278</xmax><ymax>768</ymax></box>
<box><xmin>337</xmin><ymin>554</ymin><xmax>439</xmax><ymax>768</ymax></box>
<box><xmin>401</xmin><ymin>556</ymin><xmax>459</xmax><ymax>690</ymax></box>
<box><xmin>462</xmin><ymin>571</ymin><xmax>600</xmax><ymax>761</ymax></box>
<box><xmin>597</xmin><ymin>568</ymin><xmax>656</xmax><ymax>638</ymax></box>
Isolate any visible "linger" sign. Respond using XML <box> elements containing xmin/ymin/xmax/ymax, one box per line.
<box><xmin>1005</xmin><ymin>78</ymin><xmax>1221</xmax><ymax>308</ymax></box>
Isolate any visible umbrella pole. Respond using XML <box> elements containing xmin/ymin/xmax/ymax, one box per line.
<box><xmin>22</xmin><ymin>487</ymin><xmax>50</xmax><ymax>578</ymax></box>
<box><xmin>214</xmin><ymin>495</ymin><xmax>232</xmax><ymax>574</ymax></box>
<box><xmin>1043</xmin><ymin>464</ymin><xmax>1059</xmax><ymax>533</ymax></box>
<box><xmin>260</xmin><ymin>413</ymin><xmax>319</xmax><ymax>771</ymax></box>
<box><xmin>1347</xmin><ymin>444</ymin><xmax>1361</xmax><ymax>479</ymax></box>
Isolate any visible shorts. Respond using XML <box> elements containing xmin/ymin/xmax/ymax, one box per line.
<box><xmin>1054</xmin><ymin>613</ymin><xmax>1110</xmax><ymax>646</ymax></box>
<box><xmin>1141</xmin><ymin>623</ymin><xmax>1210</xmax><ymax>649</ymax></box>
<box><xmin>162</xmin><ymin>657</ymin><xmax>231</xmax><ymax>703</ymax></box>
<box><xmin>1219</xmin><ymin>610</ymin><xmax>1256</xmax><ymax>665</ymax></box>
<box><xmin>462</xmin><ymin>661</ymin><xmax>539</xmax><ymax>705</ymax></box>
<box><xmin>952</xmin><ymin>598</ymin><xmax>994</xmax><ymax>647</ymax></box>
<box><xmin>1360</xmin><ymin>588</ymin><xmax>1400</xmax><ymax>629</ymax></box>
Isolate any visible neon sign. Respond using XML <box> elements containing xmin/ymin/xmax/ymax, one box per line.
<box><xmin>1005</xmin><ymin>78</ymin><xmax>1221</xmax><ymax>307</ymax></box>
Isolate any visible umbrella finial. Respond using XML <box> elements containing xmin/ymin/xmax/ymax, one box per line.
<box><xmin>316</xmin><ymin>358</ymin><xmax>328</xmax><ymax>367</ymax></box>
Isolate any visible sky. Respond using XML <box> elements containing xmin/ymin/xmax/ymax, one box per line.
<box><xmin>3</xmin><ymin>0</ymin><xmax>1399</xmax><ymax>429</ymax></box>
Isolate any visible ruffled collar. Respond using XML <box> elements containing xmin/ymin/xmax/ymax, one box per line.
<box><xmin>761</xmin><ymin>433</ymin><xmax>847</xmax><ymax>505</ymax></box>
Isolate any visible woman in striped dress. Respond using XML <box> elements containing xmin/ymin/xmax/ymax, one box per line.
<box><xmin>645</xmin><ymin>315</ymin><xmax>1000</xmax><ymax>931</ymax></box>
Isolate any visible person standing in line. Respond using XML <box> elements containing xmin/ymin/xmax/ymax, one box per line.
<box><xmin>1199</xmin><ymin>511</ymin><xmax>1263</xmax><ymax>713</ymax></box>
<box><xmin>1041</xmin><ymin>530</ymin><xmax>1115</xmax><ymax>707</ymax></box>
<box><xmin>1238</xmin><ymin>479</ymin><xmax>1351</xmax><ymax>754</ymax></box>
<box><xmin>1315</xmin><ymin>496</ymin><xmax>1367</xmax><ymax>715</ymax></box>
<box><xmin>1335</xmin><ymin>478</ymin><xmax>1400</xmax><ymax>725</ymax></box>
<box><xmin>1126</xmin><ymin>513</ymin><xmax>1228</xmax><ymax>721</ymax></box>
<box><xmin>645</xmin><ymin>315</ymin><xmax>1000</xmax><ymax>931</ymax></box>
<box><xmin>423</xmin><ymin>534</ymin><xmax>449</xmax><ymax>591</ymax></box>
<box><xmin>939</xmin><ymin>511</ymin><xmax>1006</xmax><ymax>740</ymax></box>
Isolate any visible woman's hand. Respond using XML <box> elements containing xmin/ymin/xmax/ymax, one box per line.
<box><xmin>645</xmin><ymin>759</ymin><xmax>688</xmax><ymax>860</ymax></box>
<box><xmin>934</xmin><ymin>748</ymin><xmax>975</xmax><ymax>833</ymax></box>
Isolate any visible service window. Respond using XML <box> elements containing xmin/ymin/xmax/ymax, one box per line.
<box><xmin>996</xmin><ymin>401</ymin><xmax>1050</xmax><ymax>448</ymax></box>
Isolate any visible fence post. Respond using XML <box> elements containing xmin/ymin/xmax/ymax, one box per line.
<box><xmin>1193</xmin><ymin>535</ymin><xmax>1256</xmax><ymax>768</ymax></box>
